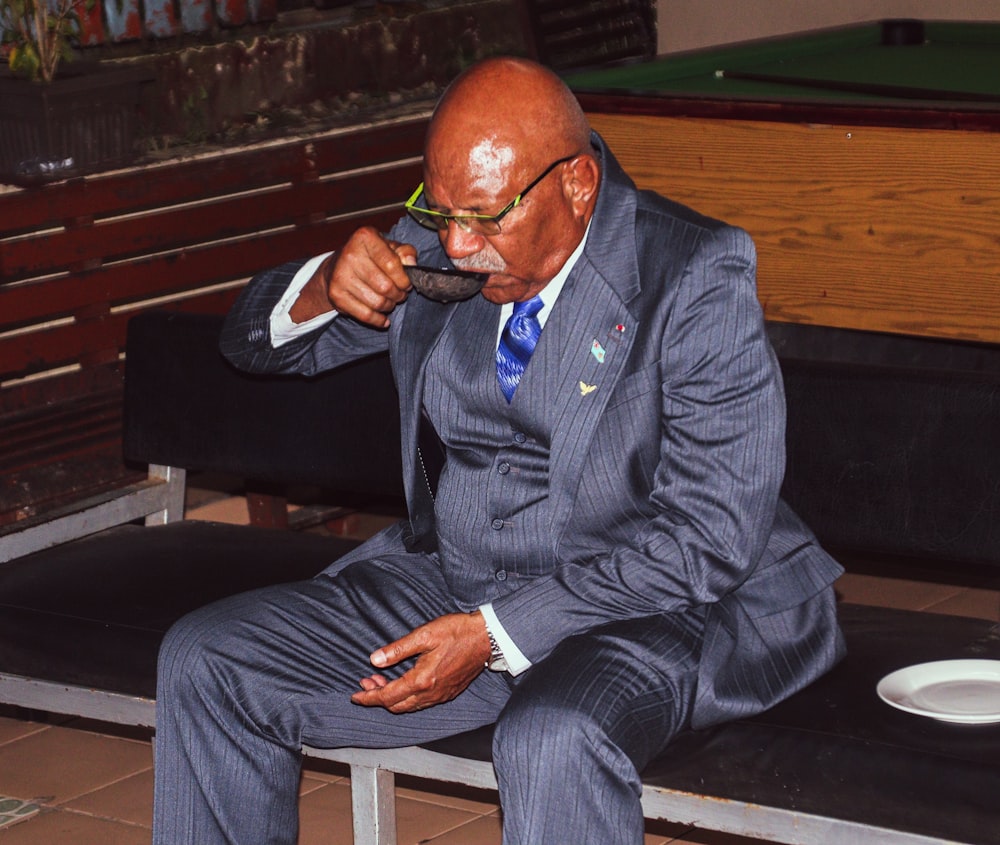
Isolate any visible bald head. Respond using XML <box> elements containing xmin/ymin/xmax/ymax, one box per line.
<box><xmin>431</xmin><ymin>58</ymin><xmax>590</xmax><ymax>150</ymax></box>
<box><xmin>425</xmin><ymin>58</ymin><xmax>593</xmax><ymax>199</ymax></box>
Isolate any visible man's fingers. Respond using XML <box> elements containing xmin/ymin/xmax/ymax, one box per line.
<box><xmin>326</xmin><ymin>284</ymin><xmax>394</xmax><ymax>329</ymax></box>
<box><xmin>368</xmin><ymin>627</ymin><xmax>429</xmax><ymax>670</ymax></box>
<box><xmin>351</xmin><ymin>613</ymin><xmax>489</xmax><ymax>713</ymax></box>
<box><xmin>351</xmin><ymin>675</ymin><xmax>420</xmax><ymax>710</ymax></box>
<box><xmin>324</xmin><ymin>227</ymin><xmax>415</xmax><ymax>327</ymax></box>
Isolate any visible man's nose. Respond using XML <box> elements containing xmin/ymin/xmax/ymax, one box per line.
<box><xmin>440</xmin><ymin>219</ymin><xmax>485</xmax><ymax>260</ymax></box>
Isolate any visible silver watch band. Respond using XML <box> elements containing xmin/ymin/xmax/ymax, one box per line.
<box><xmin>485</xmin><ymin>627</ymin><xmax>509</xmax><ymax>672</ymax></box>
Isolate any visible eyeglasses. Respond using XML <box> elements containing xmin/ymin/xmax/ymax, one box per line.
<box><xmin>404</xmin><ymin>154</ymin><xmax>578</xmax><ymax>236</ymax></box>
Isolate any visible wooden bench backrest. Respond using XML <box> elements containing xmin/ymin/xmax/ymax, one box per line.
<box><xmin>770</xmin><ymin>322</ymin><xmax>1000</xmax><ymax>573</ymax></box>
<box><xmin>0</xmin><ymin>114</ymin><xmax>429</xmax><ymax>523</ymax></box>
<box><xmin>122</xmin><ymin>312</ymin><xmax>404</xmax><ymax>498</ymax></box>
<box><xmin>128</xmin><ymin>313</ymin><xmax>1000</xmax><ymax>575</ymax></box>
<box><xmin>0</xmin><ymin>115</ymin><xmax>429</xmax><ymax>407</ymax></box>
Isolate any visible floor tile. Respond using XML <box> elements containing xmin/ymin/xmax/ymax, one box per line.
<box><xmin>0</xmin><ymin>726</ymin><xmax>151</xmax><ymax>806</ymax></box>
<box><xmin>835</xmin><ymin>573</ymin><xmax>966</xmax><ymax>611</ymax></box>
<box><xmin>297</xmin><ymin>781</ymin><xmax>354</xmax><ymax>845</ymax></box>
<box><xmin>299</xmin><ymin>778</ymin><xmax>497</xmax><ymax>845</ymax></box>
<box><xmin>184</xmin><ymin>495</ymin><xmax>249</xmax><ymax>525</ymax></box>
<box><xmin>924</xmin><ymin>587</ymin><xmax>1000</xmax><ymax>621</ymax></box>
<box><xmin>301</xmin><ymin>774</ymin><xmax>340</xmax><ymax>797</ymax></box>
<box><xmin>62</xmin><ymin>769</ymin><xmax>154</xmax><ymax>829</ymax></box>
<box><xmin>0</xmin><ymin>807</ymin><xmax>150</xmax><ymax>843</ymax></box>
<box><xmin>419</xmin><ymin>811</ymin><xmax>502</xmax><ymax>844</ymax></box>
<box><xmin>0</xmin><ymin>717</ymin><xmax>46</xmax><ymax>748</ymax></box>
<box><xmin>396</xmin><ymin>776</ymin><xmax>500</xmax><ymax>815</ymax></box>
<box><xmin>394</xmin><ymin>793</ymin><xmax>483</xmax><ymax>844</ymax></box>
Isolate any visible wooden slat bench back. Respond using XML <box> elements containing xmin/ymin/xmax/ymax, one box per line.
<box><xmin>0</xmin><ymin>113</ymin><xmax>431</xmax><ymax>526</ymax></box>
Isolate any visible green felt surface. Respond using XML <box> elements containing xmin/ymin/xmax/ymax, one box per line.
<box><xmin>567</xmin><ymin>21</ymin><xmax>1000</xmax><ymax>103</ymax></box>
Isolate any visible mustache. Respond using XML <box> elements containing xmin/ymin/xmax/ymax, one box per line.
<box><xmin>452</xmin><ymin>253</ymin><xmax>507</xmax><ymax>274</ymax></box>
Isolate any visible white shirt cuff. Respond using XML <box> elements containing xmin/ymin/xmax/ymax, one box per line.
<box><xmin>269</xmin><ymin>251</ymin><xmax>338</xmax><ymax>347</ymax></box>
<box><xmin>479</xmin><ymin>603</ymin><xmax>532</xmax><ymax>676</ymax></box>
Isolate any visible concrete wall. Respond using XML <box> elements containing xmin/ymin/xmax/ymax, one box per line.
<box><xmin>658</xmin><ymin>0</ymin><xmax>999</xmax><ymax>53</ymax></box>
<box><xmin>129</xmin><ymin>0</ymin><xmax>524</xmax><ymax>147</ymax></box>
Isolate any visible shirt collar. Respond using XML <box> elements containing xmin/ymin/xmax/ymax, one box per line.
<box><xmin>498</xmin><ymin>218</ymin><xmax>592</xmax><ymax>332</ymax></box>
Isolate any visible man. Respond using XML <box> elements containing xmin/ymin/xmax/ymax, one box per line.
<box><xmin>154</xmin><ymin>57</ymin><xmax>845</xmax><ymax>844</ymax></box>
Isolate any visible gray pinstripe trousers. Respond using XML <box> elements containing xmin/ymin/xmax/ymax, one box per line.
<box><xmin>152</xmin><ymin>554</ymin><xmax>703</xmax><ymax>844</ymax></box>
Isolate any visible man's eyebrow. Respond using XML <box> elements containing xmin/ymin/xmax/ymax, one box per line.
<box><xmin>426</xmin><ymin>196</ymin><xmax>493</xmax><ymax>215</ymax></box>
<box><xmin>423</xmin><ymin>185</ymin><xmax>496</xmax><ymax>215</ymax></box>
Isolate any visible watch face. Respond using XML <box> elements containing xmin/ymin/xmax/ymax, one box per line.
<box><xmin>488</xmin><ymin>654</ymin><xmax>509</xmax><ymax>672</ymax></box>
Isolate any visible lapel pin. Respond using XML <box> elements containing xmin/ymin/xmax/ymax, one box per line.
<box><xmin>579</xmin><ymin>381</ymin><xmax>597</xmax><ymax>396</ymax></box>
<box><xmin>590</xmin><ymin>339</ymin><xmax>606</xmax><ymax>363</ymax></box>
<box><xmin>608</xmin><ymin>322</ymin><xmax>626</xmax><ymax>345</ymax></box>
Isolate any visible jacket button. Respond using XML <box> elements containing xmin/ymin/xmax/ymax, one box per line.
<box><xmin>491</xmin><ymin>518</ymin><xmax>504</xmax><ymax>530</ymax></box>
<box><xmin>498</xmin><ymin>461</ymin><xmax>510</xmax><ymax>474</ymax></box>
<box><xmin>513</xmin><ymin>432</ymin><xmax>527</xmax><ymax>443</ymax></box>
<box><xmin>495</xmin><ymin>569</ymin><xmax>508</xmax><ymax>581</ymax></box>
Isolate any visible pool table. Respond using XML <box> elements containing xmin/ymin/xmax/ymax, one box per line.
<box><xmin>567</xmin><ymin>20</ymin><xmax>1000</xmax><ymax>344</ymax></box>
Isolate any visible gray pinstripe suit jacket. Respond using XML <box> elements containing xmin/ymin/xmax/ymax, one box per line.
<box><xmin>220</xmin><ymin>133</ymin><xmax>845</xmax><ymax>730</ymax></box>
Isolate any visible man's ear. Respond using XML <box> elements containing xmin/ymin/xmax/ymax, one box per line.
<box><xmin>563</xmin><ymin>155</ymin><xmax>600</xmax><ymax>216</ymax></box>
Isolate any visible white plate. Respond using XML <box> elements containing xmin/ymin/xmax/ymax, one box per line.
<box><xmin>877</xmin><ymin>659</ymin><xmax>1000</xmax><ymax>724</ymax></box>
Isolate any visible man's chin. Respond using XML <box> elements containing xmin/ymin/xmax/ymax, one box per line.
<box><xmin>479</xmin><ymin>274</ymin><xmax>537</xmax><ymax>305</ymax></box>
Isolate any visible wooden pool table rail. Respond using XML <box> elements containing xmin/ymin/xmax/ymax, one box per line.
<box><xmin>585</xmin><ymin>110</ymin><xmax>1000</xmax><ymax>345</ymax></box>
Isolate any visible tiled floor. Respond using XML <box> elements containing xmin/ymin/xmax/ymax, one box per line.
<box><xmin>1</xmin><ymin>488</ymin><xmax>997</xmax><ymax>844</ymax></box>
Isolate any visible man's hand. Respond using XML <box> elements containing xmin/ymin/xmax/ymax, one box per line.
<box><xmin>352</xmin><ymin>611</ymin><xmax>492</xmax><ymax>714</ymax></box>
<box><xmin>290</xmin><ymin>227</ymin><xmax>417</xmax><ymax>328</ymax></box>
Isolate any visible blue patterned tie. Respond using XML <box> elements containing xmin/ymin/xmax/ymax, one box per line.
<box><xmin>496</xmin><ymin>295</ymin><xmax>544</xmax><ymax>402</ymax></box>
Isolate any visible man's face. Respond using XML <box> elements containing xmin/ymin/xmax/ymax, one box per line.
<box><xmin>422</xmin><ymin>139</ymin><xmax>578</xmax><ymax>304</ymax></box>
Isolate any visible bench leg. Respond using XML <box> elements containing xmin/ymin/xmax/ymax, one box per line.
<box><xmin>145</xmin><ymin>464</ymin><xmax>186</xmax><ymax>525</ymax></box>
<box><xmin>349</xmin><ymin>763</ymin><xmax>397</xmax><ymax>845</ymax></box>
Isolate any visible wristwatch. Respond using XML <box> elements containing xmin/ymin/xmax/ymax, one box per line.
<box><xmin>485</xmin><ymin>627</ymin><xmax>509</xmax><ymax>673</ymax></box>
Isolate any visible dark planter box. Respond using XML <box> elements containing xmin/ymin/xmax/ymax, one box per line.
<box><xmin>0</xmin><ymin>64</ymin><xmax>151</xmax><ymax>188</ymax></box>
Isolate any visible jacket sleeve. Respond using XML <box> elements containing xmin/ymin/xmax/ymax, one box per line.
<box><xmin>218</xmin><ymin>258</ymin><xmax>391</xmax><ymax>376</ymax></box>
<box><xmin>218</xmin><ymin>216</ymin><xmax>442</xmax><ymax>375</ymax></box>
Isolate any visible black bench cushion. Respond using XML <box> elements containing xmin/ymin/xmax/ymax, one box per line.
<box><xmin>781</xmin><ymin>358</ymin><xmax>1000</xmax><ymax>569</ymax></box>
<box><xmin>2</xmin><ymin>517</ymin><xmax>998</xmax><ymax>843</ymax></box>
<box><xmin>0</xmin><ymin>521</ymin><xmax>361</xmax><ymax>697</ymax></box>
<box><xmin>768</xmin><ymin>322</ymin><xmax>1000</xmax><ymax>571</ymax></box>
<box><xmin>123</xmin><ymin>312</ymin><xmax>404</xmax><ymax>498</ymax></box>
<box><xmin>425</xmin><ymin>604</ymin><xmax>1000</xmax><ymax>845</ymax></box>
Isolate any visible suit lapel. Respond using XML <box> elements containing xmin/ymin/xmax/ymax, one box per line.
<box><xmin>540</xmin><ymin>136</ymin><xmax>645</xmax><ymax>536</ymax></box>
<box><xmin>545</xmin><ymin>260</ymin><xmax>637</xmax><ymax>533</ymax></box>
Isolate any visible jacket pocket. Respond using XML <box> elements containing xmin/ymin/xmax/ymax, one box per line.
<box><xmin>604</xmin><ymin>362</ymin><xmax>659</xmax><ymax>410</ymax></box>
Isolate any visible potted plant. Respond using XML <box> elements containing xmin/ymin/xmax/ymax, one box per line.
<box><xmin>0</xmin><ymin>0</ymin><xmax>150</xmax><ymax>187</ymax></box>
<box><xmin>1</xmin><ymin>0</ymin><xmax>92</xmax><ymax>83</ymax></box>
